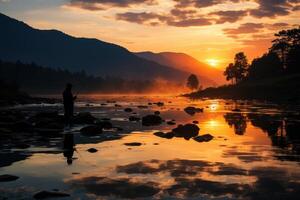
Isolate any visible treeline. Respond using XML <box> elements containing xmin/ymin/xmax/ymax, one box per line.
<box><xmin>0</xmin><ymin>60</ymin><xmax>154</xmax><ymax>94</ymax></box>
<box><xmin>188</xmin><ymin>27</ymin><xmax>300</xmax><ymax>101</ymax></box>
<box><xmin>224</xmin><ymin>27</ymin><xmax>300</xmax><ymax>84</ymax></box>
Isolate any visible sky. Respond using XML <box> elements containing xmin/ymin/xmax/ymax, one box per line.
<box><xmin>1</xmin><ymin>0</ymin><xmax>300</xmax><ymax>69</ymax></box>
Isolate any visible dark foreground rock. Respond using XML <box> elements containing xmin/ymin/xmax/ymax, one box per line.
<box><xmin>153</xmin><ymin>131</ymin><xmax>175</xmax><ymax>139</ymax></box>
<box><xmin>172</xmin><ymin>124</ymin><xmax>200</xmax><ymax>139</ymax></box>
<box><xmin>193</xmin><ymin>134</ymin><xmax>214</xmax><ymax>142</ymax></box>
<box><xmin>124</xmin><ymin>142</ymin><xmax>142</xmax><ymax>146</ymax></box>
<box><xmin>0</xmin><ymin>174</ymin><xmax>19</xmax><ymax>182</ymax></box>
<box><xmin>184</xmin><ymin>107</ymin><xmax>204</xmax><ymax>116</ymax></box>
<box><xmin>87</xmin><ymin>148</ymin><xmax>98</xmax><ymax>153</ymax></box>
<box><xmin>124</xmin><ymin>108</ymin><xmax>133</xmax><ymax>113</ymax></box>
<box><xmin>129</xmin><ymin>116</ymin><xmax>141</xmax><ymax>122</ymax></box>
<box><xmin>80</xmin><ymin>125</ymin><xmax>102</xmax><ymax>135</ymax></box>
<box><xmin>142</xmin><ymin>115</ymin><xmax>162</xmax><ymax>126</ymax></box>
<box><xmin>33</xmin><ymin>190</ymin><xmax>70</xmax><ymax>199</ymax></box>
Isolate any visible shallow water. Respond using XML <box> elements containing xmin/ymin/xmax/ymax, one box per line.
<box><xmin>1</xmin><ymin>95</ymin><xmax>300</xmax><ymax>199</ymax></box>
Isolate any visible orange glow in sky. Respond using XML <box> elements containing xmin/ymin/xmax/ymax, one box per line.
<box><xmin>0</xmin><ymin>0</ymin><xmax>299</xmax><ymax>69</ymax></box>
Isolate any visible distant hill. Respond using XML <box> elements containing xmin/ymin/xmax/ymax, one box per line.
<box><xmin>135</xmin><ymin>51</ymin><xmax>226</xmax><ymax>85</ymax></box>
<box><xmin>0</xmin><ymin>13</ymin><xmax>189</xmax><ymax>82</ymax></box>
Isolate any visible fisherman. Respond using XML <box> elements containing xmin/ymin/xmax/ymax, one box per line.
<box><xmin>63</xmin><ymin>83</ymin><xmax>77</xmax><ymax>127</ymax></box>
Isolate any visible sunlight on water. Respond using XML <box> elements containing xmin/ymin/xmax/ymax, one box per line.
<box><xmin>0</xmin><ymin>95</ymin><xmax>300</xmax><ymax>199</ymax></box>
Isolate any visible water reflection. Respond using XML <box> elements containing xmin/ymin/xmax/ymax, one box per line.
<box><xmin>224</xmin><ymin>112</ymin><xmax>247</xmax><ymax>135</ymax></box>
<box><xmin>63</xmin><ymin>133</ymin><xmax>75</xmax><ymax>165</ymax></box>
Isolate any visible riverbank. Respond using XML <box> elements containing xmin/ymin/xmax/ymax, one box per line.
<box><xmin>185</xmin><ymin>74</ymin><xmax>300</xmax><ymax>103</ymax></box>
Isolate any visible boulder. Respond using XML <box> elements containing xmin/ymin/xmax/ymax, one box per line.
<box><xmin>184</xmin><ymin>107</ymin><xmax>203</xmax><ymax>116</ymax></box>
<box><xmin>80</xmin><ymin>125</ymin><xmax>102</xmax><ymax>135</ymax></box>
<box><xmin>142</xmin><ymin>115</ymin><xmax>162</xmax><ymax>126</ymax></box>
<box><xmin>153</xmin><ymin>131</ymin><xmax>174</xmax><ymax>139</ymax></box>
<box><xmin>73</xmin><ymin>112</ymin><xmax>96</xmax><ymax>124</ymax></box>
<box><xmin>193</xmin><ymin>134</ymin><xmax>214</xmax><ymax>142</ymax></box>
<box><xmin>33</xmin><ymin>191</ymin><xmax>70</xmax><ymax>199</ymax></box>
<box><xmin>0</xmin><ymin>174</ymin><xmax>19</xmax><ymax>182</ymax></box>
<box><xmin>172</xmin><ymin>124</ymin><xmax>199</xmax><ymax>139</ymax></box>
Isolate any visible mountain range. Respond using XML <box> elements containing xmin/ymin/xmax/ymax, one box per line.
<box><xmin>0</xmin><ymin>12</ymin><xmax>223</xmax><ymax>87</ymax></box>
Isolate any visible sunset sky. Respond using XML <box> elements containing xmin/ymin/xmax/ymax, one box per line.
<box><xmin>1</xmin><ymin>0</ymin><xmax>300</xmax><ymax>68</ymax></box>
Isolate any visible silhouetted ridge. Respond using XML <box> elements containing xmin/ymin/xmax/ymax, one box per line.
<box><xmin>0</xmin><ymin>12</ymin><xmax>188</xmax><ymax>81</ymax></box>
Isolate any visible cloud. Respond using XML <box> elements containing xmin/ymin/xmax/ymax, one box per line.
<box><xmin>116</xmin><ymin>12</ymin><xmax>168</xmax><ymax>25</ymax></box>
<box><xmin>167</xmin><ymin>17</ymin><xmax>213</xmax><ymax>27</ymax></box>
<box><xmin>210</xmin><ymin>10</ymin><xmax>248</xmax><ymax>24</ymax></box>
<box><xmin>249</xmin><ymin>0</ymin><xmax>300</xmax><ymax>18</ymax></box>
<box><xmin>68</xmin><ymin>0</ymin><xmax>157</xmax><ymax>10</ymax></box>
<box><xmin>173</xmin><ymin>0</ymin><xmax>241</xmax><ymax>9</ymax></box>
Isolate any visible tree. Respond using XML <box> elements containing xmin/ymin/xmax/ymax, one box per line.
<box><xmin>224</xmin><ymin>52</ymin><xmax>249</xmax><ymax>84</ymax></box>
<box><xmin>187</xmin><ymin>74</ymin><xmax>199</xmax><ymax>91</ymax></box>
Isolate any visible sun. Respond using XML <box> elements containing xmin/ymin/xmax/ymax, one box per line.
<box><xmin>206</xmin><ymin>59</ymin><xmax>219</xmax><ymax>67</ymax></box>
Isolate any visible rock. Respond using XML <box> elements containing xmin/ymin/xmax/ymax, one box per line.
<box><xmin>0</xmin><ymin>174</ymin><xmax>19</xmax><ymax>182</ymax></box>
<box><xmin>148</xmin><ymin>102</ymin><xmax>153</xmax><ymax>105</ymax></box>
<box><xmin>124</xmin><ymin>108</ymin><xmax>133</xmax><ymax>112</ymax></box>
<box><xmin>115</xmin><ymin>104</ymin><xmax>122</xmax><ymax>107</ymax></box>
<box><xmin>73</xmin><ymin>112</ymin><xmax>97</xmax><ymax>124</ymax></box>
<box><xmin>167</xmin><ymin>121</ymin><xmax>176</xmax><ymax>125</ymax></box>
<box><xmin>193</xmin><ymin>121</ymin><xmax>199</xmax><ymax>124</ymax></box>
<box><xmin>96</xmin><ymin>121</ymin><xmax>113</xmax><ymax>129</ymax></box>
<box><xmin>34</xmin><ymin>111</ymin><xmax>59</xmax><ymax>119</ymax></box>
<box><xmin>107</xmin><ymin>100</ymin><xmax>116</xmax><ymax>103</ymax></box>
<box><xmin>184</xmin><ymin>107</ymin><xmax>203</xmax><ymax>116</ymax></box>
<box><xmin>156</xmin><ymin>102</ymin><xmax>164</xmax><ymax>107</ymax></box>
<box><xmin>33</xmin><ymin>191</ymin><xmax>70</xmax><ymax>199</ymax></box>
<box><xmin>153</xmin><ymin>131</ymin><xmax>174</xmax><ymax>139</ymax></box>
<box><xmin>172</xmin><ymin>124</ymin><xmax>199</xmax><ymax>139</ymax></box>
<box><xmin>124</xmin><ymin>142</ymin><xmax>142</xmax><ymax>146</ymax></box>
<box><xmin>87</xmin><ymin>148</ymin><xmax>98</xmax><ymax>153</ymax></box>
<box><xmin>129</xmin><ymin>116</ymin><xmax>140</xmax><ymax>122</ymax></box>
<box><xmin>193</xmin><ymin>134</ymin><xmax>214</xmax><ymax>142</ymax></box>
<box><xmin>142</xmin><ymin>115</ymin><xmax>162</xmax><ymax>126</ymax></box>
<box><xmin>101</xmin><ymin>118</ymin><xmax>111</xmax><ymax>121</ymax></box>
<box><xmin>12</xmin><ymin>120</ymin><xmax>34</xmax><ymax>131</ymax></box>
<box><xmin>80</xmin><ymin>125</ymin><xmax>102</xmax><ymax>135</ymax></box>
<box><xmin>154</xmin><ymin>111</ymin><xmax>160</xmax><ymax>115</ymax></box>
<box><xmin>232</xmin><ymin>108</ymin><xmax>241</xmax><ymax>112</ymax></box>
<box><xmin>137</xmin><ymin>105</ymin><xmax>148</xmax><ymax>109</ymax></box>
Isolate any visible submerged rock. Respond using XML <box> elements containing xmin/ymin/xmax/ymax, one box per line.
<box><xmin>167</xmin><ymin>121</ymin><xmax>176</xmax><ymax>125</ymax></box>
<box><xmin>124</xmin><ymin>108</ymin><xmax>133</xmax><ymax>113</ymax></box>
<box><xmin>87</xmin><ymin>148</ymin><xmax>98</xmax><ymax>153</ymax></box>
<box><xmin>80</xmin><ymin>125</ymin><xmax>102</xmax><ymax>135</ymax></box>
<box><xmin>73</xmin><ymin>112</ymin><xmax>97</xmax><ymax>124</ymax></box>
<box><xmin>172</xmin><ymin>124</ymin><xmax>199</xmax><ymax>139</ymax></box>
<box><xmin>142</xmin><ymin>115</ymin><xmax>162</xmax><ymax>126</ymax></box>
<box><xmin>153</xmin><ymin>131</ymin><xmax>175</xmax><ymax>139</ymax></box>
<box><xmin>193</xmin><ymin>134</ymin><xmax>214</xmax><ymax>142</ymax></box>
<box><xmin>124</xmin><ymin>142</ymin><xmax>142</xmax><ymax>146</ymax></box>
<box><xmin>184</xmin><ymin>107</ymin><xmax>203</xmax><ymax>116</ymax></box>
<box><xmin>0</xmin><ymin>174</ymin><xmax>19</xmax><ymax>182</ymax></box>
<box><xmin>129</xmin><ymin>116</ymin><xmax>140</xmax><ymax>122</ymax></box>
<box><xmin>33</xmin><ymin>190</ymin><xmax>70</xmax><ymax>199</ymax></box>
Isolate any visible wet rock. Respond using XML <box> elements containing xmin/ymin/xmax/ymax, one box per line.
<box><xmin>107</xmin><ymin>100</ymin><xmax>116</xmax><ymax>103</ymax></box>
<box><xmin>142</xmin><ymin>115</ymin><xmax>162</xmax><ymax>126</ymax></box>
<box><xmin>0</xmin><ymin>174</ymin><xmax>19</xmax><ymax>182</ymax></box>
<box><xmin>172</xmin><ymin>124</ymin><xmax>199</xmax><ymax>139</ymax></box>
<box><xmin>33</xmin><ymin>190</ymin><xmax>70</xmax><ymax>199</ymax></box>
<box><xmin>35</xmin><ymin>119</ymin><xmax>64</xmax><ymax>130</ymax></box>
<box><xmin>87</xmin><ymin>148</ymin><xmax>98</xmax><ymax>153</ymax></box>
<box><xmin>156</xmin><ymin>102</ymin><xmax>164</xmax><ymax>107</ymax></box>
<box><xmin>154</xmin><ymin>111</ymin><xmax>160</xmax><ymax>115</ymax></box>
<box><xmin>167</xmin><ymin>121</ymin><xmax>176</xmax><ymax>125</ymax></box>
<box><xmin>137</xmin><ymin>105</ymin><xmax>148</xmax><ymax>109</ymax></box>
<box><xmin>129</xmin><ymin>116</ymin><xmax>140</xmax><ymax>122</ymax></box>
<box><xmin>154</xmin><ymin>131</ymin><xmax>174</xmax><ymax>139</ymax></box>
<box><xmin>124</xmin><ymin>142</ymin><xmax>142</xmax><ymax>146</ymax></box>
<box><xmin>96</xmin><ymin>121</ymin><xmax>113</xmax><ymax>129</ymax></box>
<box><xmin>124</xmin><ymin>108</ymin><xmax>133</xmax><ymax>113</ymax></box>
<box><xmin>193</xmin><ymin>134</ymin><xmax>214</xmax><ymax>142</ymax></box>
<box><xmin>73</xmin><ymin>112</ymin><xmax>97</xmax><ymax>124</ymax></box>
<box><xmin>232</xmin><ymin>108</ymin><xmax>241</xmax><ymax>112</ymax></box>
<box><xmin>184</xmin><ymin>107</ymin><xmax>203</xmax><ymax>116</ymax></box>
<box><xmin>148</xmin><ymin>102</ymin><xmax>153</xmax><ymax>105</ymax></box>
<box><xmin>115</xmin><ymin>104</ymin><xmax>122</xmax><ymax>107</ymax></box>
<box><xmin>193</xmin><ymin>120</ymin><xmax>199</xmax><ymax>124</ymax></box>
<box><xmin>80</xmin><ymin>125</ymin><xmax>102</xmax><ymax>135</ymax></box>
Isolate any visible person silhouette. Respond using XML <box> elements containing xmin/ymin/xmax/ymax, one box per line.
<box><xmin>63</xmin><ymin>83</ymin><xmax>77</xmax><ymax>127</ymax></box>
<box><xmin>63</xmin><ymin>133</ymin><xmax>75</xmax><ymax>165</ymax></box>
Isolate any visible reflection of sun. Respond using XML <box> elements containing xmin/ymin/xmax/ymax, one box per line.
<box><xmin>206</xmin><ymin>59</ymin><xmax>219</xmax><ymax>67</ymax></box>
<box><xmin>208</xmin><ymin>120</ymin><xmax>219</xmax><ymax>127</ymax></box>
<box><xmin>210</xmin><ymin>103</ymin><xmax>218</xmax><ymax>111</ymax></box>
